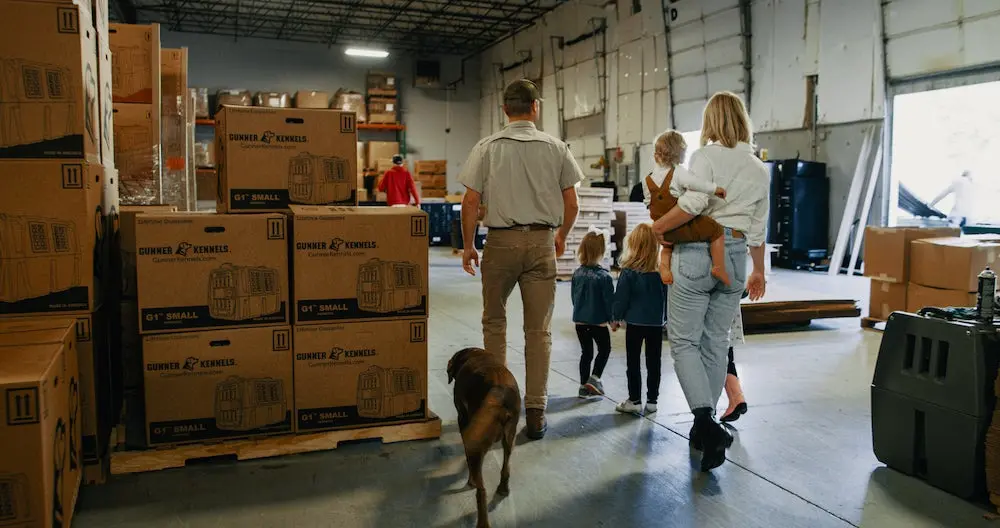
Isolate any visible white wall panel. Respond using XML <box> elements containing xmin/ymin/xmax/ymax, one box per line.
<box><xmin>541</xmin><ymin>74</ymin><xmax>559</xmax><ymax>136</ymax></box>
<box><xmin>674</xmin><ymin>99</ymin><xmax>707</xmax><ymax>132</ymax></box>
<box><xmin>707</xmin><ymin>65</ymin><xmax>745</xmax><ymax>94</ymax></box>
<box><xmin>803</xmin><ymin>0</ymin><xmax>820</xmax><ymax>75</ymax></box>
<box><xmin>641</xmin><ymin>90</ymin><xmax>656</xmax><ymax>141</ymax></box>
<box><xmin>619</xmin><ymin>93</ymin><xmax>642</xmax><ymax>144</ymax></box>
<box><xmin>654</xmin><ymin>89</ymin><xmax>670</xmax><ymax>133</ymax></box>
<box><xmin>583</xmin><ymin>136</ymin><xmax>605</xmax><ymax>157</ymax></box>
<box><xmin>883</xmin><ymin>0</ymin><xmax>1000</xmax><ymax>79</ymax></box>
<box><xmin>751</xmin><ymin>0</ymin><xmax>808</xmax><ymax>132</ymax></box>
<box><xmin>607</xmin><ymin>53</ymin><xmax>619</xmax><ymax>145</ymax></box>
<box><xmin>705</xmin><ymin>35</ymin><xmax>743</xmax><ymax>70</ymax></box>
<box><xmin>652</xmin><ymin>34</ymin><xmax>670</xmax><ymax>90</ymax></box>
<box><xmin>572</xmin><ymin>59</ymin><xmax>600</xmax><ymax>118</ymax></box>
<box><xmin>819</xmin><ymin>0</ymin><xmax>884</xmax><ymax>124</ymax></box>
<box><xmin>673</xmin><ymin>74</ymin><xmax>707</xmax><ymax>104</ymax></box>
<box><xmin>641</xmin><ymin>0</ymin><xmax>665</xmax><ymax>36</ymax></box>
<box><xmin>618</xmin><ymin>13</ymin><xmax>644</xmax><ymax>45</ymax></box>
<box><xmin>641</xmin><ymin>36</ymin><xmax>657</xmax><ymax>90</ymax></box>
<box><xmin>619</xmin><ymin>40</ymin><xmax>643</xmax><ymax>94</ymax></box>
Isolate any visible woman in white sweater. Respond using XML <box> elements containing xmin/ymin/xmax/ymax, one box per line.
<box><xmin>652</xmin><ymin>92</ymin><xmax>769</xmax><ymax>472</ymax></box>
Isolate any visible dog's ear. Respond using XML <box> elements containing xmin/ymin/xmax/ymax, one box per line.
<box><xmin>446</xmin><ymin>358</ymin><xmax>455</xmax><ymax>384</ymax></box>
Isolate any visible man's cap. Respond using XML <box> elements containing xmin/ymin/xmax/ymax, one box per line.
<box><xmin>503</xmin><ymin>79</ymin><xmax>542</xmax><ymax>104</ymax></box>
<box><xmin>392</xmin><ymin>154</ymin><xmax>403</xmax><ymax>165</ymax></box>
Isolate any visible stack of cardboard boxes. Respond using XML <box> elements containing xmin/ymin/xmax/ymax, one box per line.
<box><xmin>909</xmin><ymin>236</ymin><xmax>1000</xmax><ymax>311</ymax></box>
<box><xmin>863</xmin><ymin>226</ymin><xmax>964</xmax><ymax>319</ymax></box>
<box><xmin>415</xmin><ymin>160</ymin><xmax>447</xmax><ymax>199</ymax></box>
<box><xmin>123</xmin><ymin>103</ymin><xmax>430</xmax><ymax>449</ymax></box>
<box><xmin>366</xmin><ymin>72</ymin><xmax>398</xmax><ymax>124</ymax></box>
<box><xmin>160</xmin><ymin>47</ymin><xmax>193</xmax><ymax>210</ymax></box>
<box><xmin>0</xmin><ymin>0</ymin><xmax>120</xmax><ymax>518</ymax></box>
<box><xmin>289</xmin><ymin>206</ymin><xmax>429</xmax><ymax>432</ymax></box>
<box><xmin>109</xmin><ymin>23</ymin><xmax>163</xmax><ymax>205</ymax></box>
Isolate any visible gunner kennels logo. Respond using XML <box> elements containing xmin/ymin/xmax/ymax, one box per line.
<box><xmin>228</xmin><ymin>130</ymin><xmax>308</xmax><ymax>145</ymax></box>
<box><xmin>295</xmin><ymin>238</ymin><xmax>377</xmax><ymax>252</ymax></box>
<box><xmin>138</xmin><ymin>242</ymin><xmax>230</xmax><ymax>258</ymax></box>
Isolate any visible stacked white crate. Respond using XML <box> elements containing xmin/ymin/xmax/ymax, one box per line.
<box><xmin>557</xmin><ymin>187</ymin><xmax>615</xmax><ymax>276</ymax></box>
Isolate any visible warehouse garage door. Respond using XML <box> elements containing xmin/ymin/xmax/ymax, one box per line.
<box><xmin>883</xmin><ymin>0</ymin><xmax>1000</xmax><ymax>226</ymax></box>
<box><xmin>666</xmin><ymin>0</ymin><xmax>750</xmax><ymax>132</ymax></box>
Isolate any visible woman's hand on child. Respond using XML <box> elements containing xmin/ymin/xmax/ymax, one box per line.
<box><xmin>714</xmin><ymin>187</ymin><xmax>727</xmax><ymax>199</ymax></box>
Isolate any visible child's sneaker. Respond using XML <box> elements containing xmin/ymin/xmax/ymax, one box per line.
<box><xmin>578</xmin><ymin>386</ymin><xmax>590</xmax><ymax>399</ymax></box>
<box><xmin>645</xmin><ymin>402</ymin><xmax>658</xmax><ymax>415</ymax></box>
<box><xmin>616</xmin><ymin>400</ymin><xmax>642</xmax><ymax>415</ymax></box>
<box><xmin>584</xmin><ymin>376</ymin><xmax>605</xmax><ymax>396</ymax></box>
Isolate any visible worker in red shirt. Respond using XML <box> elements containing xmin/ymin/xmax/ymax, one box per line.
<box><xmin>378</xmin><ymin>155</ymin><xmax>420</xmax><ymax>207</ymax></box>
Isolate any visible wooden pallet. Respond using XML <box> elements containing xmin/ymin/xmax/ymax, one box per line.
<box><xmin>861</xmin><ymin>316</ymin><xmax>887</xmax><ymax>332</ymax></box>
<box><xmin>110</xmin><ymin>414</ymin><xmax>442</xmax><ymax>475</ymax></box>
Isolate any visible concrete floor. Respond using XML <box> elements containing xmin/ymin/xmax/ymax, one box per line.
<box><xmin>76</xmin><ymin>249</ymin><xmax>994</xmax><ymax>527</ymax></box>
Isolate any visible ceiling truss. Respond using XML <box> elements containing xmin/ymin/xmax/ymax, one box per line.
<box><xmin>119</xmin><ymin>0</ymin><xmax>563</xmax><ymax>55</ymax></box>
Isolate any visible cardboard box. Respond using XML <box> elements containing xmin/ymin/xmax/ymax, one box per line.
<box><xmin>0</xmin><ymin>314</ymin><xmax>110</xmax><ymax>465</ymax></box>
<box><xmin>366</xmin><ymin>72</ymin><xmax>397</xmax><ymax>94</ymax></box>
<box><xmin>295</xmin><ymin>90</ymin><xmax>330</xmax><ymax>109</ymax></box>
<box><xmin>160</xmin><ymin>48</ymin><xmax>190</xmax><ymax>209</ymax></box>
<box><xmin>0</xmin><ymin>161</ymin><xmax>106</xmax><ymax>316</ymax></box>
<box><xmin>119</xmin><ymin>205</ymin><xmax>178</xmax><ymax>299</ymax></box>
<box><xmin>869</xmin><ymin>280</ymin><xmax>906</xmax><ymax>320</ymax></box>
<box><xmin>414</xmin><ymin>160</ymin><xmax>446</xmax><ymax>175</ymax></box>
<box><xmin>422</xmin><ymin>189</ymin><xmax>447</xmax><ymax>198</ymax></box>
<box><xmin>332</xmin><ymin>90</ymin><xmax>366</xmax><ymax>122</ymax></box>
<box><xmin>120</xmin><ymin>299</ymin><xmax>140</xmax><ymax>390</ymax></box>
<box><xmin>134</xmin><ymin>213</ymin><xmax>289</xmax><ymax>333</ymax></box>
<box><xmin>108</xmin><ymin>23</ymin><xmax>161</xmax><ymax>104</ymax></box>
<box><xmin>142</xmin><ymin>325</ymin><xmax>294</xmax><ymax>446</ymax></box>
<box><xmin>417</xmin><ymin>174</ymin><xmax>447</xmax><ymax>189</ymax></box>
<box><xmin>113</xmin><ymin>103</ymin><xmax>162</xmax><ymax>204</ymax></box>
<box><xmin>910</xmin><ymin>236</ymin><xmax>1000</xmax><ymax>291</ymax></box>
<box><xmin>863</xmin><ymin>227</ymin><xmax>960</xmax><ymax>283</ymax></box>
<box><xmin>367</xmin><ymin>96</ymin><xmax>397</xmax><ymax>124</ymax></box>
<box><xmin>290</xmin><ymin>205</ymin><xmax>428</xmax><ymax>324</ymax></box>
<box><xmin>0</xmin><ymin>341</ymin><xmax>81</xmax><ymax>528</ymax></box>
<box><xmin>294</xmin><ymin>319</ymin><xmax>427</xmax><ymax>432</ymax></box>
<box><xmin>215</xmin><ymin>106</ymin><xmax>359</xmax><ymax>212</ymax></box>
<box><xmin>0</xmin><ymin>0</ymin><xmax>100</xmax><ymax>161</ymax></box>
<box><xmin>906</xmin><ymin>282</ymin><xmax>978</xmax><ymax>312</ymax></box>
<box><xmin>97</xmin><ymin>30</ymin><xmax>115</xmax><ymax>166</ymax></box>
<box><xmin>366</xmin><ymin>141</ymin><xmax>399</xmax><ymax>167</ymax></box>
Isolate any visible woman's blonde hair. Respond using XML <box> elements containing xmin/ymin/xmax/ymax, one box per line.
<box><xmin>577</xmin><ymin>231</ymin><xmax>606</xmax><ymax>267</ymax></box>
<box><xmin>700</xmin><ymin>91</ymin><xmax>753</xmax><ymax>148</ymax></box>
<box><xmin>620</xmin><ymin>224</ymin><xmax>659</xmax><ymax>273</ymax></box>
<box><xmin>653</xmin><ymin>130</ymin><xmax>686</xmax><ymax>167</ymax></box>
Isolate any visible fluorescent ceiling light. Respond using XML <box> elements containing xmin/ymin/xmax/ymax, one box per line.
<box><xmin>345</xmin><ymin>47</ymin><xmax>389</xmax><ymax>58</ymax></box>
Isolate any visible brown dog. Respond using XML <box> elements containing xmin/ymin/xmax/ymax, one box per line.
<box><xmin>447</xmin><ymin>347</ymin><xmax>520</xmax><ymax>528</ymax></box>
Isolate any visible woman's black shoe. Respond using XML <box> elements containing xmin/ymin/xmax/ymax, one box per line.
<box><xmin>720</xmin><ymin>402</ymin><xmax>748</xmax><ymax>423</ymax></box>
<box><xmin>696</xmin><ymin>417</ymin><xmax>733</xmax><ymax>472</ymax></box>
<box><xmin>689</xmin><ymin>425</ymin><xmax>702</xmax><ymax>451</ymax></box>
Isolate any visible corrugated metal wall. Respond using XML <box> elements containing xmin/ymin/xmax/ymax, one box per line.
<box><xmin>883</xmin><ymin>0</ymin><xmax>1000</xmax><ymax>82</ymax></box>
<box><xmin>476</xmin><ymin>0</ymin><xmax>1000</xmax><ymax>175</ymax></box>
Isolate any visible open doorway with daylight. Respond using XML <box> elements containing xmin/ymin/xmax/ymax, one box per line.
<box><xmin>890</xmin><ymin>81</ymin><xmax>1000</xmax><ymax>229</ymax></box>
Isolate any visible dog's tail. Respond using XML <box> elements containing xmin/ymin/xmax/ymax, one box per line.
<box><xmin>463</xmin><ymin>386</ymin><xmax>515</xmax><ymax>454</ymax></box>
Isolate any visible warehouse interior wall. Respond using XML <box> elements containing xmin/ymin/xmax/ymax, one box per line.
<box><xmin>162</xmin><ymin>30</ymin><xmax>481</xmax><ymax>193</ymax></box>
<box><xmin>475</xmin><ymin>0</ymin><xmax>1000</xmax><ymax>251</ymax></box>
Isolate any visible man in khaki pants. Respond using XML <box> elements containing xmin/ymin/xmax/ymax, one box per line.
<box><xmin>458</xmin><ymin>79</ymin><xmax>583</xmax><ymax>439</ymax></box>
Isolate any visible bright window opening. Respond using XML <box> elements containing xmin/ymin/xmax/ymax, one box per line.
<box><xmin>890</xmin><ymin>81</ymin><xmax>1000</xmax><ymax>226</ymax></box>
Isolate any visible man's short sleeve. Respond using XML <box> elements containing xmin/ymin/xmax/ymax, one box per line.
<box><xmin>559</xmin><ymin>144</ymin><xmax>586</xmax><ymax>190</ymax></box>
<box><xmin>457</xmin><ymin>140</ymin><xmax>487</xmax><ymax>193</ymax></box>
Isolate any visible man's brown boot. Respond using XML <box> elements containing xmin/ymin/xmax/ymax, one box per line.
<box><xmin>525</xmin><ymin>408</ymin><xmax>547</xmax><ymax>440</ymax></box>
